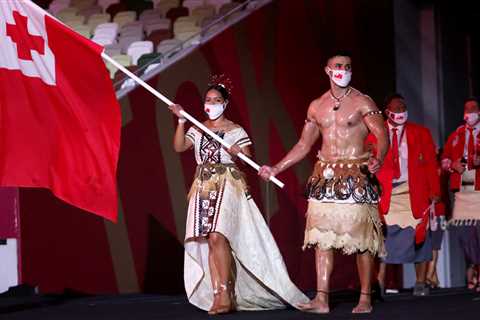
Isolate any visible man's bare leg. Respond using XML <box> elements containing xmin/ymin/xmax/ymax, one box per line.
<box><xmin>415</xmin><ymin>261</ymin><xmax>428</xmax><ymax>283</ymax></box>
<box><xmin>426</xmin><ymin>250</ymin><xmax>439</xmax><ymax>288</ymax></box>
<box><xmin>476</xmin><ymin>265</ymin><xmax>480</xmax><ymax>292</ymax></box>
<box><xmin>298</xmin><ymin>248</ymin><xmax>333</xmax><ymax>313</ymax></box>
<box><xmin>377</xmin><ymin>262</ymin><xmax>386</xmax><ymax>289</ymax></box>
<box><xmin>353</xmin><ymin>252</ymin><xmax>373</xmax><ymax>313</ymax></box>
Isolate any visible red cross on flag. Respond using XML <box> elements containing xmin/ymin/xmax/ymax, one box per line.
<box><xmin>0</xmin><ymin>1</ymin><xmax>121</xmax><ymax>221</ymax></box>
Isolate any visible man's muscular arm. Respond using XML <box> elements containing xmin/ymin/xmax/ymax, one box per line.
<box><xmin>359</xmin><ymin>96</ymin><xmax>389</xmax><ymax>173</ymax></box>
<box><xmin>259</xmin><ymin>102</ymin><xmax>320</xmax><ymax>180</ymax></box>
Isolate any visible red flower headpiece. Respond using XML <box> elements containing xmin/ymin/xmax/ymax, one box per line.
<box><xmin>208</xmin><ymin>74</ymin><xmax>233</xmax><ymax>96</ymax></box>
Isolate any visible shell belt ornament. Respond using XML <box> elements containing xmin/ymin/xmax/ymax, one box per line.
<box><xmin>306</xmin><ymin>160</ymin><xmax>380</xmax><ymax>204</ymax></box>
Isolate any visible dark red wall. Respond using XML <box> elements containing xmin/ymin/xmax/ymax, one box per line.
<box><xmin>19</xmin><ymin>0</ymin><xmax>395</xmax><ymax>294</ymax></box>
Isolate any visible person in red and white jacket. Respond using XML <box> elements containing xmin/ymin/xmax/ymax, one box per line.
<box><xmin>366</xmin><ymin>93</ymin><xmax>440</xmax><ymax>296</ymax></box>
<box><xmin>441</xmin><ymin>97</ymin><xmax>480</xmax><ymax>292</ymax></box>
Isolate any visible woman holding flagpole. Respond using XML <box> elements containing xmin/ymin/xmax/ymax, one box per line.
<box><xmin>168</xmin><ymin>75</ymin><xmax>308</xmax><ymax>315</ymax></box>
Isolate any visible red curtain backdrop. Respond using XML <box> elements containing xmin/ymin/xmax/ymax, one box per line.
<box><xmin>19</xmin><ymin>0</ymin><xmax>395</xmax><ymax>294</ymax></box>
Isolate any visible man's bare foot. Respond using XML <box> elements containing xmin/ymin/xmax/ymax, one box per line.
<box><xmin>298</xmin><ymin>290</ymin><xmax>329</xmax><ymax>313</ymax></box>
<box><xmin>352</xmin><ymin>292</ymin><xmax>372</xmax><ymax>313</ymax></box>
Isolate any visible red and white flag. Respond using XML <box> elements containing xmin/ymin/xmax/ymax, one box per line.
<box><xmin>0</xmin><ymin>1</ymin><xmax>121</xmax><ymax>221</ymax></box>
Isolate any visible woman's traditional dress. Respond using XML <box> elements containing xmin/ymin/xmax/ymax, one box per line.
<box><xmin>183</xmin><ymin>125</ymin><xmax>309</xmax><ymax>311</ymax></box>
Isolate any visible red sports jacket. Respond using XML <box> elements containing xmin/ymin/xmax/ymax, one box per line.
<box><xmin>366</xmin><ymin>122</ymin><xmax>441</xmax><ymax>218</ymax></box>
<box><xmin>441</xmin><ymin>124</ymin><xmax>480</xmax><ymax>191</ymax></box>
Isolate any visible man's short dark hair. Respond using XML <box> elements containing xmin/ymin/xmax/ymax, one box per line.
<box><xmin>384</xmin><ymin>93</ymin><xmax>405</xmax><ymax>107</ymax></box>
<box><xmin>326</xmin><ymin>50</ymin><xmax>352</xmax><ymax>64</ymax></box>
<box><xmin>464</xmin><ymin>96</ymin><xmax>479</xmax><ymax>105</ymax></box>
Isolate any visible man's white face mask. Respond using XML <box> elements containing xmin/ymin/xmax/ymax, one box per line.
<box><xmin>388</xmin><ymin>110</ymin><xmax>408</xmax><ymax>125</ymax></box>
<box><xmin>204</xmin><ymin>102</ymin><xmax>227</xmax><ymax>120</ymax></box>
<box><xmin>327</xmin><ymin>67</ymin><xmax>352</xmax><ymax>88</ymax></box>
<box><xmin>464</xmin><ymin>112</ymin><xmax>480</xmax><ymax>127</ymax></box>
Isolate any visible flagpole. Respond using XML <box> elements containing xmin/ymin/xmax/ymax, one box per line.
<box><xmin>102</xmin><ymin>52</ymin><xmax>284</xmax><ymax>189</ymax></box>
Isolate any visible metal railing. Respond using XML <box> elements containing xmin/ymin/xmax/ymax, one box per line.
<box><xmin>114</xmin><ymin>0</ymin><xmax>271</xmax><ymax>98</ymax></box>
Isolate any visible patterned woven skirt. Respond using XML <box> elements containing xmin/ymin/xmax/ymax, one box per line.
<box><xmin>303</xmin><ymin>159</ymin><xmax>385</xmax><ymax>257</ymax></box>
<box><xmin>184</xmin><ymin>163</ymin><xmax>309</xmax><ymax>311</ymax></box>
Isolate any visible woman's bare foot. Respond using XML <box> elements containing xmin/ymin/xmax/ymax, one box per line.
<box><xmin>352</xmin><ymin>292</ymin><xmax>372</xmax><ymax>314</ymax></box>
<box><xmin>208</xmin><ymin>295</ymin><xmax>220</xmax><ymax>315</ymax></box>
<box><xmin>209</xmin><ymin>283</ymin><xmax>235</xmax><ymax>315</ymax></box>
<box><xmin>215</xmin><ymin>290</ymin><xmax>234</xmax><ymax>315</ymax></box>
<box><xmin>298</xmin><ymin>290</ymin><xmax>329</xmax><ymax>313</ymax></box>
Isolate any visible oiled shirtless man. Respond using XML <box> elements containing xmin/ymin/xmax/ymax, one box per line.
<box><xmin>259</xmin><ymin>51</ymin><xmax>388</xmax><ymax>314</ymax></box>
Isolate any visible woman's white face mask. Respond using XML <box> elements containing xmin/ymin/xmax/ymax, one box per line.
<box><xmin>204</xmin><ymin>102</ymin><xmax>227</xmax><ymax>120</ymax></box>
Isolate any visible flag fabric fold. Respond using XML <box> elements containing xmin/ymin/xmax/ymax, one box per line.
<box><xmin>0</xmin><ymin>0</ymin><xmax>121</xmax><ymax>221</ymax></box>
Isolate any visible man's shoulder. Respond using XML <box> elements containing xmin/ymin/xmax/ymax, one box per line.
<box><xmin>450</xmin><ymin>124</ymin><xmax>466</xmax><ymax>136</ymax></box>
<box><xmin>308</xmin><ymin>92</ymin><xmax>329</xmax><ymax>111</ymax></box>
<box><xmin>406</xmin><ymin>122</ymin><xmax>430</xmax><ymax>133</ymax></box>
<box><xmin>444</xmin><ymin>125</ymin><xmax>465</xmax><ymax>143</ymax></box>
<box><xmin>311</xmin><ymin>92</ymin><xmax>329</xmax><ymax>104</ymax></box>
<box><xmin>350</xmin><ymin>89</ymin><xmax>375</xmax><ymax>108</ymax></box>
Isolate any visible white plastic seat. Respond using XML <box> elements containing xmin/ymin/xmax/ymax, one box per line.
<box><xmin>78</xmin><ymin>6</ymin><xmax>103</xmax><ymax>20</ymax></box>
<box><xmin>114</xmin><ymin>10</ymin><xmax>136</xmax><ymax>20</ymax></box>
<box><xmin>173</xmin><ymin>18</ymin><xmax>197</xmax><ymax>34</ymax></box>
<box><xmin>113</xmin><ymin>13</ymin><xmax>136</xmax><ymax>28</ymax></box>
<box><xmin>127</xmin><ymin>41</ymin><xmax>154</xmax><ymax>65</ymax></box>
<box><xmin>98</xmin><ymin>0</ymin><xmax>120</xmax><ymax>12</ymax></box>
<box><xmin>139</xmin><ymin>9</ymin><xmax>163</xmax><ymax>21</ymax></box>
<box><xmin>49</xmin><ymin>0</ymin><xmax>71</xmax><ymax>15</ymax></box>
<box><xmin>144</xmin><ymin>18</ymin><xmax>171</xmax><ymax>36</ymax></box>
<box><xmin>156</xmin><ymin>38</ymin><xmax>182</xmax><ymax>56</ymax></box>
<box><xmin>183</xmin><ymin>0</ymin><xmax>204</xmax><ymax>13</ymax></box>
<box><xmin>71</xmin><ymin>0</ymin><xmax>96</xmax><ymax>11</ymax></box>
<box><xmin>205</xmin><ymin>0</ymin><xmax>231</xmax><ymax>13</ymax></box>
<box><xmin>88</xmin><ymin>13</ymin><xmax>111</xmax><ymax>32</ymax></box>
<box><xmin>104</xmin><ymin>43</ymin><xmax>122</xmax><ymax>56</ymax></box>
<box><xmin>105</xmin><ymin>54</ymin><xmax>131</xmax><ymax>78</ymax></box>
<box><xmin>191</xmin><ymin>5</ymin><xmax>216</xmax><ymax>24</ymax></box>
<box><xmin>92</xmin><ymin>34</ymin><xmax>116</xmax><ymax>46</ymax></box>
<box><xmin>219</xmin><ymin>2</ymin><xmax>241</xmax><ymax>15</ymax></box>
<box><xmin>57</xmin><ymin>6</ymin><xmax>79</xmax><ymax>17</ymax></box>
<box><xmin>119</xmin><ymin>34</ymin><xmax>143</xmax><ymax>53</ymax></box>
<box><xmin>94</xmin><ymin>22</ymin><xmax>119</xmax><ymax>38</ymax></box>
<box><xmin>73</xmin><ymin>24</ymin><xmax>92</xmax><ymax>38</ymax></box>
<box><xmin>64</xmin><ymin>16</ymin><xmax>86</xmax><ymax>28</ymax></box>
<box><xmin>174</xmin><ymin>26</ymin><xmax>201</xmax><ymax>43</ymax></box>
<box><xmin>155</xmin><ymin>0</ymin><xmax>181</xmax><ymax>14</ymax></box>
<box><xmin>121</xmin><ymin>28</ymin><xmax>144</xmax><ymax>38</ymax></box>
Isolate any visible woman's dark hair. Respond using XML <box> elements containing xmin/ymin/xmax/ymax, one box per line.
<box><xmin>206</xmin><ymin>84</ymin><xmax>230</xmax><ymax>101</ymax></box>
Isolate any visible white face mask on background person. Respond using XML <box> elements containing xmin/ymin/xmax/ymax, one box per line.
<box><xmin>388</xmin><ymin>110</ymin><xmax>408</xmax><ymax>125</ymax></box>
<box><xmin>464</xmin><ymin>112</ymin><xmax>480</xmax><ymax>127</ymax></box>
<box><xmin>327</xmin><ymin>67</ymin><xmax>352</xmax><ymax>88</ymax></box>
<box><xmin>204</xmin><ymin>102</ymin><xmax>226</xmax><ymax>120</ymax></box>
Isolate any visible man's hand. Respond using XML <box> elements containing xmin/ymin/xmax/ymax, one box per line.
<box><xmin>368</xmin><ymin>157</ymin><xmax>382</xmax><ymax>174</ymax></box>
<box><xmin>258</xmin><ymin>165</ymin><xmax>277</xmax><ymax>181</ymax></box>
<box><xmin>451</xmin><ymin>159</ymin><xmax>466</xmax><ymax>174</ymax></box>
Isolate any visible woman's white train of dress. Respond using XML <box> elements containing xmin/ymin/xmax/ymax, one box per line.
<box><xmin>183</xmin><ymin>126</ymin><xmax>309</xmax><ymax>311</ymax></box>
